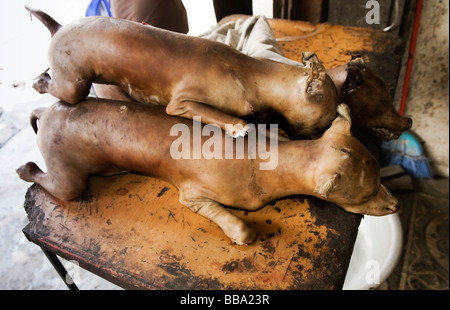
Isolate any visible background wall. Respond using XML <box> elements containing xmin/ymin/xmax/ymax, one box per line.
<box><xmin>254</xmin><ymin>0</ymin><xmax>449</xmax><ymax>177</ymax></box>
<box><xmin>394</xmin><ymin>0</ymin><xmax>449</xmax><ymax>177</ymax></box>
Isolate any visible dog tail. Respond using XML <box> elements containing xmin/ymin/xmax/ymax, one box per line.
<box><xmin>30</xmin><ymin>108</ymin><xmax>47</xmax><ymax>134</ymax></box>
<box><xmin>25</xmin><ymin>5</ymin><xmax>62</xmax><ymax>37</ymax></box>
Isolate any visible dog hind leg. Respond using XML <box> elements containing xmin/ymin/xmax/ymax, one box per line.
<box><xmin>32</xmin><ymin>69</ymin><xmax>91</xmax><ymax>104</ymax></box>
<box><xmin>17</xmin><ymin>162</ymin><xmax>89</xmax><ymax>201</ymax></box>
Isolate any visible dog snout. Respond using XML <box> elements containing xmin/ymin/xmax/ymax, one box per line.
<box><xmin>386</xmin><ymin>197</ymin><xmax>400</xmax><ymax>214</ymax></box>
<box><xmin>402</xmin><ymin>117</ymin><xmax>413</xmax><ymax>130</ymax></box>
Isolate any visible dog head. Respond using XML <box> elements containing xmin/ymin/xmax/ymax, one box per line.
<box><xmin>313</xmin><ymin>104</ymin><xmax>399</xmax><ymax>215</ymax></box>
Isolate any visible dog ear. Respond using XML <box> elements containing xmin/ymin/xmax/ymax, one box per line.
<box><xmin>342</xmin><ymin>64</ymin><xmax>364</xmax><ymax>95</ymax></box>
<box><xmin>337</xmin><ymin>103</ymin><xmax>351</xmax><ymax>124</ymax></box>
<box><xmin>350</xmin><ymin>54</ymin><xmax>365</xmax><ymax>64</ymax></box>
<box><xmin>327</xmin><ymin>104</ymin><xmax>352</xmax><ymax>136</ymax></box>
<box><xmin>314</xmin><ymin>173</ymin><xmax>340</xmax><ymax>199</ymax></box>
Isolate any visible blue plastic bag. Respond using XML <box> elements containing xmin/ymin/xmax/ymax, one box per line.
<box><xmin>86</xmin><ymin>0</ymin><xmax>112</xmax><ymax>17</ymax></box>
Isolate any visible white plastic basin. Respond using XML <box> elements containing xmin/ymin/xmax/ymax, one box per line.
<box><xmin>342</xmin><ymin>213</ymin><xmax>403</xmax><ymax>290</ymax></box>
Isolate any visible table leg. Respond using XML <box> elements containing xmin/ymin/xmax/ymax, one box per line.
<box><xmin>40</xmin><ymin>247</ymin><xmax>79</xmax><ymax>290</ymax></box>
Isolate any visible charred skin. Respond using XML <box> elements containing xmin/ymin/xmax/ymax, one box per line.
<box><xmin>17</xmin><ymin>99</ymin><xmax>398</xmax><ymax>244</ymax></box>
<box><xmin>25</xmin><ymin>6</ymin><xmax>338</xmax><ymax>139</ymax></box>
<box><xmin>326</xmin><ymin>57</ymin><xmax>412</xmax><ymax>141</ymax></box>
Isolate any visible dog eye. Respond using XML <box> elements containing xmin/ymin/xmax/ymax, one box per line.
<box><xmin>363</xmin><ymin>185</ymin><xmax>380</xmax><ymax>200</ymax></box>
<box><xmin>340</xmin><ymin>148</ymin><xmax>351</xmax><ymax>156</ymax></box>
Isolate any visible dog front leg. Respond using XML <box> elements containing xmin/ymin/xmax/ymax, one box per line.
<box><xmin>182</xmin><ymin>198</ymin><xmax>256</xmax><ymax>245</ymax></box>
<box><xmin>166</xmin><ymin>99</ymin><xmax>251</xmax><ymax>138</ymax></box>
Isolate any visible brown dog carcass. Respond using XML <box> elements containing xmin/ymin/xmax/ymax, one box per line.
<box><xmin>25</xmin><ymin>6</ymin><xmax>338</xmax><ymax>139</ymax></box>
<box><xmin>326</xmin><ymin>57</ymin><xmax>412</xmax><ymax>140</ymax></box>
<box><xmin>17</xmin><ymin>99</ymin><xmax>398</xmax><ymax>245</ymax></box>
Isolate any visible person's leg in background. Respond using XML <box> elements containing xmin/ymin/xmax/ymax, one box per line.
<box><xmin>110</xmin><ymin>0</ymin><xmax>189</xmax><ymax>33</ymax></box>
<box><xmin>93</xmin><ymin>0</ymin><xmax>189</xmax><ymax>101</ymax></box>
<box><xmin>212</xmin><ymin>0</ymin><xmax>252</xmax><ymax>22</ymax></box>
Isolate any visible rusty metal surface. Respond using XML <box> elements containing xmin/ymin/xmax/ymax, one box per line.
<box><xmin>218</xmin><ymin>16</ymin><xmax>403</xmax><ymax>97</ymax></box>
<box><xmin>265</xmin><ymin>17</ymin><xmax>403</xmax><ymax>93</ymax></box>
<box><xmin>23</xmin><ymin>173</ymin><xmax>361</xmax><ymax>290</ymax></box>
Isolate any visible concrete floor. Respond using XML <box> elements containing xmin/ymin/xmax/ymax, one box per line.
<box><xmin>378</xmin><ymin>175</ymin><xmax>449</xmax><ymax>290</ymax></box>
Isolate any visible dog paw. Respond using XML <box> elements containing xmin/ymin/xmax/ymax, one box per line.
<box><xmin>32</xmin><ymin>71</ymin><xmax>51</xmax><ymax>94</ymax></box>
<box><xmin>225</xmin><ymin>124</ymin><xmax>252</xmax><ymax>138</ymax></box>
<box><xmin>16</xmin><ymin>162</ymin><xmax>40</xmax><ymax>182</ymax></box>
<box><xmin>229</xmin><ymin>223</ymin><xmax>257</xmax><ymax>245</ymax></box>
